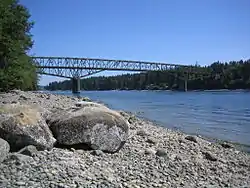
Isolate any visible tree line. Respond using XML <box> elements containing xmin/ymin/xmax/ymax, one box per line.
<box><xmin>45</xmin><ymin>59</ymin><xmax>250</xmax><ymax>91</ymax></box>
<box><xmin>0</xmin><ymin>0</ymin><xmax>38</xmax><ymax>92</ymax></box>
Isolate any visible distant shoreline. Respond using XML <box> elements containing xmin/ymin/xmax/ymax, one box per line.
<box><xmin>41</xmin><ymin>88</ymin><xmax>250</xmax><ymax>92</ymax></box>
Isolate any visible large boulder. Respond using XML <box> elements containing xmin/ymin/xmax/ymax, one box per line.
<box><xmin>48</xmin><ymin>104</ymin><xmax>129</xmax><ymax>153</ymax></box>
<box><xmin>0</xmin><ymin>138</ymin><xmax>10</xmax><ymax>162</ymax></box>
<box><xmin>0</xmin><ymin>104</ymin><xmax>56</xmax><ymax>151</ymax></box>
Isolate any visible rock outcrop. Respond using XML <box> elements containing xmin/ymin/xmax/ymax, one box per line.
<box><xmin>48</xmin><ymin>104</ymin><xmax>129</xmax><ymax>153</ymax></box>
<box><xmin>0</xmin><ymin>138</ymin><xmax>10</xmax><ymax>162</ymax></box>
<box><xmin>0</xmin><ymin>104</ymin><xmax>56</xmax><ymax>151</ymax></box>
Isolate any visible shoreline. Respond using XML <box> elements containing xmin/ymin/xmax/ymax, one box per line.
<box><xmin>132</xmin><ymin>113</ymin><xmax>250</xmax><ymax>153</ymax></box>
<box><xmin>0</xmin><ymin>90</ymin><xmax>249</xmax><ymax>187</ymax></box>
<box><xmin>44</xmin><ymin>89</ymin><xmax>250</xmax><ymax>93</ymax></box>
<box><xmin>64</xmin><ymin>90</ymin><xmax>250</xmax><ymax>154</ymax></box>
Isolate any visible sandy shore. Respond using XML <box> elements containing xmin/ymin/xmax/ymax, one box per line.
<box><xmin>0</xmin><ymin>90</ymin><xmax>249</xmax><ymax>188</ymax></box>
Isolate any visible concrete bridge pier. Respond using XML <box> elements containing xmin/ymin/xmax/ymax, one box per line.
<box><xmin>72</xmin><ymin>77</ymin><xmax>80</xmax><ymax>93</ymax></box>
<box><xmin>184</xmin><ymin>79</ymin><xmax>188</xmax><ymax>92</ymax></box>
<box><xmin>184</xmin><ymin>72</ymin><xmax>188</xmax><ymax>92</ymax></box>
<box><xmin>178</xmin><ymin>74</ymin><xmax>188</xmax><ymax>92</ymax></box>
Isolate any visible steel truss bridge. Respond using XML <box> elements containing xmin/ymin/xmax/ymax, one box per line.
<box><xmin>33</xmin><ymin>56</ymin><xmax>206</xmax><ymax>93</ymax></box>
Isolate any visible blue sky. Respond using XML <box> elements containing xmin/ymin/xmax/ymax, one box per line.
<box><xmin>20</xmin><ymin>0</ymin><xmax>250</xmax><ymax>85</ymax></box>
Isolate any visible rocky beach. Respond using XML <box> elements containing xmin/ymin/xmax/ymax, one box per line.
<box><xmin>0</xmin><ymin>90</ymin><xmax>249</xmax><ymax>188</ymax></box>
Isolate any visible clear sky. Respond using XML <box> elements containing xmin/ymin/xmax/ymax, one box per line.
<box><xmin>20</xmin><ymin>0</ymin><xmax>250</xmax><ymax>85</ymax></box>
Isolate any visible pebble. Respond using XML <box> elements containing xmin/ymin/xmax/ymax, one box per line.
<box><xmin>155</xmin><ymin>149</ymin><xmax>168</xmax><ymax>159</ymax></box>
<box><xmin>220</xmin><ymin>142</ymin><xmax>234</xmax><ymax>149</ymax></box>
<box><xmin>18</xmin><ymin>145</ymin><xmax>38</xmax><ymax>157</ymax></box>
<box><xmin>203</xmin><ymin>151</ymin><xmax>218</xmax><ymax>161</ymax></box>
<box><xmin>146</xmin><ymin>137</ymin><xmax>158</xmax><ymax>145</ymax></box>
<box><xmin>185</xmin><ymin>135</ymin><xmax>198</xmax><ymax>143</ymax></box>
<box><xmin>136</xmin><ymin>129</ymin><xmax>147</xmax><ymax>136</ymax></box>
<box><xmin>91</xmin><ymin>150</ymin><xmax>104</xmax><ymax>156</ymax></box>
<box><xmin>144</xmin><ymin>148</ymin><xmax>156</xmax><ymax>155</ymax></box>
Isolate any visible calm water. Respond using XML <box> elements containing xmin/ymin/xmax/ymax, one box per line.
<box><xmin>51</xmin><ymin>90</ymin><xmax>250</xmax><ymax>150</ymax></box>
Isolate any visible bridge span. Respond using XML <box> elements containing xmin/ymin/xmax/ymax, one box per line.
<box><xmin>33</xmin><ymin>56</ymin><xmax>205</xmax><ymax>93</ymax></box>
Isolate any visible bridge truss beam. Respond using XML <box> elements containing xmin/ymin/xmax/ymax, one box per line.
<box><xmin>33</xmin><ymin>56</ymin><xmax>208</xmax><ymax>93</ymax></box>
<box><xmin>32</xmin><ymin>56</ymin><xmax>199</xmax><ymax>78</ymax></box>
<box><xmin>36</xmin><ymin>68</ymin><xmax>104</xmax><ymax>79</ymax></box>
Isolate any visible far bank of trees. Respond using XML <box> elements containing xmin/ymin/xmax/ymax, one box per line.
<box><xmin>0</xmin><ymin>0</ymin><xmax>38</xmax><ymax>91</ymax></box>
<box><xmin>45</xmin><ymin>59</ymin><xmax>250</xmax><ymax>91</ymax></box>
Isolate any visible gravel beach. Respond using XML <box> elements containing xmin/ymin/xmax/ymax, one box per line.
<box><xmin>0</xmin><ymin>90</ymin><xmax>249</xmax><ymax>188</ymax></box>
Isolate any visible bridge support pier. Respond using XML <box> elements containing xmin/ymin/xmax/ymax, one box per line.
<box><xmin>184</xmin><ymin>79</ymin><xmax>188</xmax><ymax>92</ymax></box>
<box><xmin>72</xmin><ymin>77</ymin><xmax>80</xmax><ymax>93</ymax></box>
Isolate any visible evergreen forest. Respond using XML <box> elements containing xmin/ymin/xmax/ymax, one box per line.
<box><xmin>45</xmin><ymin>60</ymin><xmax>250</xmax><ymax>91</ymax></box>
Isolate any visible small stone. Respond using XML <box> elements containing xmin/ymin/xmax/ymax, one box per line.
<box><xmin>185</xmin><ymin>135</ymin><xmax>198</xmax><ymax>143</ymax></box>
<box><xmin>128</xmin><ymin>116</ymin><xmax>137</xmax><ymax>124</ymax></box>
<box><xmin>76</xmin><ymin>150</ymin><xmax>85</xmax><ymax>155</ymax></box>
<box><xmin>16</xmin><ymin>181</ymin><xmax>26</xmax><ymax>186</ymax></box>
<box><xmin>5</xmin><ymin>153</ymin><xmax>33</xmax><ymax>164</ymax></box>
<box><xmin>137</xmin><ymin>129</ymin><xmax>147</xmax><ymax>136</ymax></box>
<box><xmin>220</xmin><ymin>142</ymin><xmax>233</xmax><ymax>149</ymax></box>
<box><xmin>174</xmin><ymin>155</ymin><xmax>183</xmax><ymax>161</ymax></box>
<box><xmin>82</xmin><ymin>97</ymin><xmax>91</xmax><ymax>102</ymax></box>
<box><xmin>203</xmin><ymin>151</ymin><xmax>217</xmax><ymax>161</ymax></box>
<box><xmin>91</xmin><ymin>150</ymin><xmax>104</xmax><ymax>156</ymax></box>
<box><xmin>19</xmin><ymin>95</ymin><xmax>29</xmax><ymax>100</ymax></box>
<box><xmin>18</xmin><ymin>145</ymin><xmax>38</xmax><ymax>157</ymax></box>
<box><xmin>39</xmin><ymin>94</ymin><xmax>45</xmax><ymax>98</ymax></box>
<box><xmin>156</xmin><ymin>149</ymin><xmax>168</xmax><ymax>159</ymax></box>
<box><xmin>146</xmin><ymin>137</ymin><xmax>158</xmax><ymax>145</ymax></box>
<box><xmin>145</xmin><ymin>148</ymin><xmax>156</xmax><ymax>155</ymax></box>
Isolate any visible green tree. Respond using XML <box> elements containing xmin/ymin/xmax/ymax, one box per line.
<box><xmin>0</xmin><ymin>0</ymin><xmax>38</xmax><ymax>91</ymax></box>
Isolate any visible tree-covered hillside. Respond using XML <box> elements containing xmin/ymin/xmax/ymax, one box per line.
<box><xmin>45</xmin><ymin>60</ymin><xmax>250</xmax><ymax>91</ymax></box>
<box><xmin>0</xmin><ymin>0</ymin><xmax>38</xmax><ymax>91</ymax></box>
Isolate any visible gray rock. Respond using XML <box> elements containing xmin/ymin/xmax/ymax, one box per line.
<box><xmin>0</xmin><ymin>138</ymin><xmax>10</xmax><ymax>162</ymax></box>
<box><xmin>203</xmin><ymin>151</ymin><xmax>217</xmax><ymax>161</ymax></box>
<box><xmin>48</xmin><ymin>106</ymin><xmax>129</xmax><ymax>153</ymax></box>
<box><xmin>137</xmin><ymin>129</ymin><xmax>147</xmax><ymax>137</ymax></box>
<box><xmin>156</xmin><ymin>149</ymin><xmax>168</xmax><ymax>159</ymax></box>
<box><xmin>0</xmin><ymin>104</ymin><xmax>56</xmax><ymax>151</ymax></box>
<box><xmin>19</xmin><ymin>95</ymin><xmax>30</xmax><ymax>100</ymax></box>
<box><xmin>128</xmin><ymin>116</ymin><xmax>137</xmax><ymax>124</ymax></box>
<box><xmin>220</xmin><ymin>142</ymin><xmax>233</xmax><ymax>149</ymax></box>
<box><xmin>18</xmin><ymin>145</ymin><xmax>38</xmax><ymax>157</ymax></box>
<box><xmin>185</xmin><ymin>135</ymin><xmax>198</xmax><ymax>143</ymax></box>
<box><xmin>82</xmin><ymin>97</ymin><xmax>91</xmax><ymax>102</ymax></box>
<box><xmin>146</xmin><ymin>137</ymin><xmax>158</xmax><ymax>145</ymax></box>
<box><xmin>75</xmin><ymin>101</ymin><xmax>107</xmax><ymax>108</ymax></box>
<box><xmin>9</xmin><ymin>89</ymin><xmax>21</xmax><ymax>94</ymax></box>
<box><xmin>145</xmin><ymin>148</ymin><xmax>156</xmax><ymax>155</ymax></box>
<box><xmin>91</xmin><ymin>150</ymin><xmax>104</xmax><ymax>156</ymax></box>
<box><xmin>4</xmin><ymin>153</ymin><xmax>33</xmax><ymax>164</ymax></box>
<box><xmin>119</xmin><ymin>111</ymin><xmax>130</xmax><ymax>118</ymax></box>
<box><xmin>16</xmin><ymin>181</ymin><xmax>26</xmax><ymax>186</ymax></box>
